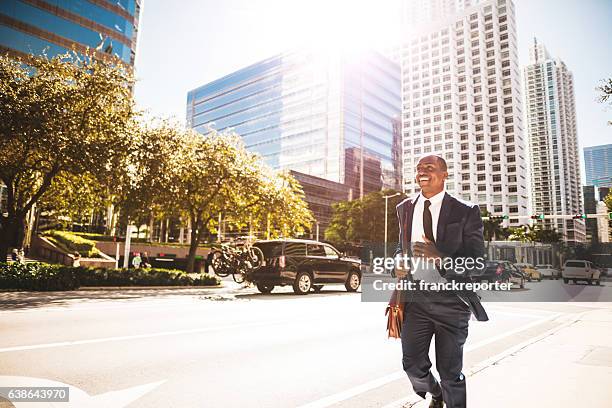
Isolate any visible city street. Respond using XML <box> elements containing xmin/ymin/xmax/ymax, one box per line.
<box><xmin>1</xmin><ymin>281</ymin><xmax>611</xmax><ymax>407</ymax></box>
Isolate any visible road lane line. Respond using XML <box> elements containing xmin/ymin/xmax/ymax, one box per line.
<box><xmin>296</xmin><ymin>311</ymin><xmax>567</xmax><ymax>408</ymax></box>
<box><xmin>0</xmin><ymin>319</ymin><xmax>302</xmax><ymax>353</ymax></box>
<box><xmin>296</xmin><ymin>372</ymin><xmax>406</xmax><ymax>408</ymax></box>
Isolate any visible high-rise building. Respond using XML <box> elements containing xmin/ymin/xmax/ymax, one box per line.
<box><xmin>0</xmin><ymin>0</ymin><xmax>142</xmax><ymax>66</ymax></box>
<box><xmin>187</xmin><ymin>49</ymin><xmax>401</xmax><ymax>208</ymax></box>
<box><xmin>397</xmin><ymin>0</ymin><xmax>528</xmax><ymax>224</ymax></box>
<box><xmin>524</xmin><ymin>39</ymin><xmax>585</xmax><ymax>242</ymax></box>
<box><xmin>402</xmin><ymin>0</ymin><xmax>482</xmax><ymax>28</ymax></box>
<box><xmin>584</xmin><ymin>144</ymin><xmax>612</xmax><ymax>187</ymax></box>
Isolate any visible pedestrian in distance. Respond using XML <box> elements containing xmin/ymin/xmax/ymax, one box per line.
<box><xmin>142</xmin><ymin>251</ymin><xmax>151</xmax><ymax>268</ymax></box>
<box><xmin>73</xmin><ymin>252</ymin><xmax>81</xmax><ymax>267</ymax></box>
<box><xmin>10</xmin><ymin>249</ymin><xmax>18</xmax><ymax>262</ymax></box>
<box><xmin>392</xmin><ymin>154</ymin><xmax>488</xmax><ymax>408</ymax></box>
<box><xmin>132</xmin><ymin>252</ymin><xmax>142</xmax><ymax>269</ymax></box>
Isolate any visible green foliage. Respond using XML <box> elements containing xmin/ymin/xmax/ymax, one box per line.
<box><xmin>0</xmin><ymin>262</ymin><xmax>220</xmax><ymax>291</ymax></box>
<box><xmin>325</xmin><ymin>189</ymin><xmax>405</xmax><ymax>245</ymax></box>
<box><xmin>122</xmin><ymin>122</ymin><xmax>313</xmax><ymax>272</ymax></box>
<box><xmin>0</xmin><ymin>51</ymin><xmax>136</xmax><ymax>257</ymax></box>
<box><xmin>481</xmin><ymin>208</ymin><xmax>510</xmax><ymax>242</ymax></box>
<box><xmin>0</xmin><ymin>262</ymin><xmax>79</xmax><ymax>291</ymax></box>
<box><xmin>508</xmin><ymin>225</ymin><xmax>562</xmax><ymax>243</ymax></box>
<box><xmin>43</xmin><ymin>230</ymin><xmax>101</xmax><ymax>258</ymax></box>
<box><xmin>605</xmin><ymin>191</ymin><xmax>612</xmax><ymax>213</ymax></box>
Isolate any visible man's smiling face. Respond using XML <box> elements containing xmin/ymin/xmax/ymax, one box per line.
<box><xmin>415</xmin><ymin>155</ymin><xmax>448</xmax><ymax>197</ymax></box>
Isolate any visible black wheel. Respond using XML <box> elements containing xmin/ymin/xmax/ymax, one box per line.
<box><xmin>520</xmin><ymin>279</ymin><xmax>525</xmax><ymax>289</ymax></box>
<box><xmin>293</xmin><ymin>271</ymin><xmax>312</xmax><ymax>295</ymax></box>
<box><xmin>345</xmin><ymin>270</ymin><xmax>361</xmax><ymax>292</ymax></box>
<box><xmin>312</xmin><ymin>285</ymin><xmax>324</xmax><ymax>292</ymax></box>
<box><xmin>248</xmin><ymin>246</ymin><xmax>264</xmax><ymax>269</ymax></box>
<box><xmin>210</xmin><ymin>251</ymin><xmax>231</xmax><ymax>277</ymax></box>
<box><xmin>563</xmin><ymin>278</ymin><xmax>568</xmax><ymax>284</ymax></box>
<box><xmin>256</xmin><ymin>282</ymin><xmax>274</xmax><ymax>293</ymax></box>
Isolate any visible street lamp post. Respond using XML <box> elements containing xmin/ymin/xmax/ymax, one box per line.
<box><xmin>122</xmin><ymin>224</ymin><xmax>134</xmax><ymax>268</ymax></box>
<box><xmin>383</xmin><ymin>192</ymin><xmax>401</xmax><ymax>261</ymax></box>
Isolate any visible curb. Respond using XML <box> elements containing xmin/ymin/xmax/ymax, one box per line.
<box><xmin>77</xmin><ymin>284</ymin><xmax>225</xmax><ymax>290</ymax></box>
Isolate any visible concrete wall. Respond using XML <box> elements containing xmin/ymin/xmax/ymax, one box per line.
<box><xmin>95</xmin><ymin>241</ymin><xmax>211</xmax><ymax>258</ymax></box>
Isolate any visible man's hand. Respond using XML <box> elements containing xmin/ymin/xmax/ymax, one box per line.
<box><xmin>395</xmin><ymin>265</ymin><xmax>409</xmax><ymax>279</ymax></box>
<box><xmin>412</xmin><ymin>235</ymin><xmax>444</xmax><ymax>261</ymax></box>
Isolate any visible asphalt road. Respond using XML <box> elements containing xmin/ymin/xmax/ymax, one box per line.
<box><xmin>0</xmin><ymin>281</ymin><xmax>609</xmax><ymax>407</ymax></box>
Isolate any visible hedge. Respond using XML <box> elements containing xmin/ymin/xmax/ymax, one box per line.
<box><xmin>0</xmin><ymin>262</ymin><xmax>220</xmax><ymax>291</ymax></box>
<box><xmin>43</xmin><ymin>230</ymin><xmax>102</xmax><ymax>258</ymax></box>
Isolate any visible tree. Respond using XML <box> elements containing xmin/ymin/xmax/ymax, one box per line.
<box><xmin>325</xmin><ymin>189</ymin><xmax>405</xmax><ymax>245</ymax></box>
<box><xmin>509</xmin><ymin>225</ymin><xmax>562</xmax><ymax>244</ymax></box>
<box><xmin>597</xmin><ymin>78</ymin><xmax>612</xmax><ymax>104</ymax></box>
<box><xmin>248</xmin><ymin>170</ymin><xmax>313</xmax><ymax>239</ymax></box>
<box><xmin>126</xmin><ymin>123</ymin><xmax>313</xmax><ymax>272</ymax></box>
<box><xmin>604</xmin><ymin>191</ymin><xmax>612</xmax><ymax>239</ymax></box>
<box><xmin>481</xmin><ymin>209</ymin><xmax>505</xmax><ymax>253</ymax></box>
<box><xmin>0</xmin><ymin>52</ymin><xmax>135</xmax><ymax>258</ymax></box>
<box><xmin>597</xmin><ymin>78</ymin><xmax>612</xmax><ymax>126</ymax></box>
<box><xmin>508</xmin><ymin>225</ymin><xmax>536</xmax><ymax>243</ymax></box>
<box><xmin>532</xmin><ymin>227</ymin><xmax>562</xmax><ymax>244</ymax></box>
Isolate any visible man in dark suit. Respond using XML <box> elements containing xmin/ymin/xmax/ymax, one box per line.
<box><xmin>392</xmin><ymin>154</ymin><xmax>488</xmax><ymax>408</ymax></box>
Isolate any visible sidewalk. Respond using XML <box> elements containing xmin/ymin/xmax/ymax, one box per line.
<box><xmin>407</xmin><ymin>306</ymin><xmax>612</xmax><ymax>407</ymax></box>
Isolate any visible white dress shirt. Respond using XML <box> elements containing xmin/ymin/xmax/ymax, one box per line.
<box><xmin>410</xmin><ymin>189</ymin><xmax>446</xmax><ymax>283</ymax></box>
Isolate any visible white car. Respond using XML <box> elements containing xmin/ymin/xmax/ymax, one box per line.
<box><xmin>535</xmin><ymin>264</ymin><xmax>560</xmax><ymax>280</ymax></box>
<box><xmin>562</xmin><ymin>260</ymin><xmax>601</xmax><ymax>285</ymax></box>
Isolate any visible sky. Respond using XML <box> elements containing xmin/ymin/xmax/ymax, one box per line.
<box><xmin>133</xmin><ymin>0</ymin><xmax>612</xmax><ymax>179</ymax></box>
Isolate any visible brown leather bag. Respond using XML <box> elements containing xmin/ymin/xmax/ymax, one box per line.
<box><xmin>385</xmin><ymin>287</ymin><xmax>404</xmax><ymax>339</ymax></box>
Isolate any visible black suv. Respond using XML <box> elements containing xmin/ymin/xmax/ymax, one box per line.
<box><xmin>249</xmin><ymin>239</ymin><xmax>362</xmax><ymax>295</ymax></box>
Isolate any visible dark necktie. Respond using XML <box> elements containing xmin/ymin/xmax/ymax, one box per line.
<box><xmin>423</xmin><ymin>200</ymin><xmax>435</xmax><ymax>243</ymax></box>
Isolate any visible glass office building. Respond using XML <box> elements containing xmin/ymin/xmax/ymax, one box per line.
<box><xmin>584</xmin><ymin>144</ymin><xmax>612</xmax><ymax>187</ymax></box>
<box><xmin>187</xmin><ymin>49</ymin><xmax>401</xmax><ymax>200</ymax></box>
<box><xmin>0</xmin><ymin>0</ymin><xmax>141</xmax><ymax>65</ymax></box>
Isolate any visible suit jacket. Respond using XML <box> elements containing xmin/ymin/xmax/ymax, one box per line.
<box><xmin>392</xmin><ymin>192</ymin><xmax>489</xmax><ymax>322</ymax></box>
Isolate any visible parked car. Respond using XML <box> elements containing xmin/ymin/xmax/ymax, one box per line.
<box><xmin>535</xmin><ymin>264</ymin><xmax>560</xmax><ymax>280</ymax></box>
<box><xmin>562</xmin><ymin>260</ymin><xmax>600</xmax><ymax>285</ymax></box>
<box><xmin>514</xmin><ymin>263</ymin><xmax>541</xmax><ymax>282</ymax></box>
<box><xmin>474</xmin><ymin>261</ymin><xmax>525</xmax><ymax>289</ymax></box>
<box><xmin>249</xmin><ymin>239</ymin><xmax>362</xmax><ymax>295</ymax></box>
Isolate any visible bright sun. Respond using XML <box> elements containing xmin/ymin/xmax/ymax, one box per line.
<box><xmin>262</xmin><ymin>0</ymin><xmax>401</xmax><ymax>54</ymax></box>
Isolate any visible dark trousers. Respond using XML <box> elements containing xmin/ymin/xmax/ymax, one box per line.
<box><xmin>400</xmin><ymin>293</ymin><xmax>471</xmax><ymax>408</ymax></box>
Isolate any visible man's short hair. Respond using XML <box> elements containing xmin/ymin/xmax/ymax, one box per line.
<box><xmin>417</xmin><ymin>154</ymin><xmax>447</xmax><ymax>171</ymax></box>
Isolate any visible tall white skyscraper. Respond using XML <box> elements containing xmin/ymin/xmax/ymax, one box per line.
<box><xmin>524</xmin><ymin>39</ymin><xmax>585</xmax><ymax>242</ymax></box>
<box><xmin>397</xmin><ymin>0</ymin><xmax>528</xmax><ymax>224</ymax></box>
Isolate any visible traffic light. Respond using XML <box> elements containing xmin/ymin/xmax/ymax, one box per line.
<box><xmin>572</xmin><ymin>214</ymin><xmax>587</xmax><ymax>219</ymax></box>
<box><xmin>488</xmin><ymin>215</ymin><xmax>509</xmax><ymax>222</ymax></box>
<box><xmin>530</xmin><ymin>214</ymin><xmax>545</xmax><ymax>220</ymax></box>
<box><xmin>609</xmin><ymin>212</ymin><xmax>612</xmax><ymax>220</ymax></box>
